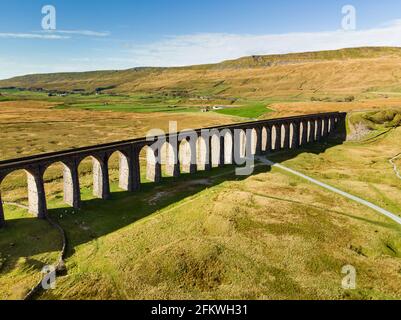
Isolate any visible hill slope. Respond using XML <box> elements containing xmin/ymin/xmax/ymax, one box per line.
<box><xmin>2</xmin><ymin>124</ymin><xmax>401</xmax><ymax>300</ymax></box>
<box><xmin>2</xmin><ymin>47</ymin><xmax>401</xmax><ymax>99</ymax></box>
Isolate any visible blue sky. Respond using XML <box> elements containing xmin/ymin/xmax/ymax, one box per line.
<box><xmin>1</xmin><ymin>0</ymin><xmax>401</xmax><ymax>79</ymax></box>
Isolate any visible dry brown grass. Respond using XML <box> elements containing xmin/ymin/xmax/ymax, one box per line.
<box><xmin>264</xmin><ymin>98</ymin><xmax>401</xmax><ymax>117</ymax></box>
<box><xmin>0</xmin><ymin>100</ymin><xmax>238</xmax><ymax>161</ymax></box>
<box><xmin>394</xmin><ymin>157</ymin><xmax>401</xmax><ymax>177</ymax></box>
<box><xmin>116</xmin><ymin>57</ymin><xmax>401</xmax><ymax>98</ymax></box>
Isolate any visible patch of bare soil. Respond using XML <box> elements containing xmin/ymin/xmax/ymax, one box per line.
<box><xmin>347</xmin><ymin>122</ymin><xmax>372</xmax><ymax>141</ymax></box>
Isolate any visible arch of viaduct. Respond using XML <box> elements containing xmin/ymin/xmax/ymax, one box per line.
<box><xmin>0</xmin><ymin>112</ymin><xmax>346</xmax><ymax>228</ymax></box>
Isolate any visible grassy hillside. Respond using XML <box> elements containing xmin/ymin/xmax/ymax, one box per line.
<box><xmin>0</xmin><ymin>100</ymin><xmax>241</xmax><ymax>161</ymax></box>
<box><xmin>1</xmin><ymin>118</ymin><xmax>401</xmax><ymax>300</ymax></box>
<box><xmin>1</xmin><ymin>48</ymin><xmax>401</xmax><ymax>300</ymax></box>
<box><xmin>217</xmin><ymin>47</ymin><xmax>401</xmax><ymax>67</ymax></box>
<box><xmin>2</xmin><ymin>47</ymin><xmax>401</xmax><ymax>100</ymax></box>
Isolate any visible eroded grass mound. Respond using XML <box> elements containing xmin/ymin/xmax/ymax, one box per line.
<box><xmin>353</xmin><ymin>110</ymin><xmax>401</xmax><ymax>130</ymax></box>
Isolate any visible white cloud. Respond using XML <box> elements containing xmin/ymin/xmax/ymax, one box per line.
<box><xmin>42</xmin><ymin>30</ymin><xmax>111</xmax><ymax>37</ymax></box>
<box><xmin>122</xmin><ymin>23</ymin><xmax>401</xmax><ymax>67</ymax></box>
<box><xmin>2</xmin><ymin>21</ymin><xmax>401</xmax><ymax>79</ymax></box>
<box><xmin>0</xmin><ymin>32</ymin><xmax>69</xmax><ymax>39</ymax></box>
<box><xmin>380</xmin><ymin>19</ymin><xmax>401</xmax><ymax>27</ymax></box>
<box><xmin>0</xmin><ymin>29</ymin><xmax>110</xmax><ymax>40</ymax></box>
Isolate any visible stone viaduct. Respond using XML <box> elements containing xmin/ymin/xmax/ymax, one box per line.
<box><xmin>0</xmin><ymin>112</ymin><xmax>346</xmax><ymax>228</ymax></box>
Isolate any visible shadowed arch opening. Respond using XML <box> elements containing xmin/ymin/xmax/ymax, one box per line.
<box><xmin>107</xmin><ymin>151</ymin><xmax>121</xmax><ymax>191</ymax></box>
<box><xmin>0</xmin><ymin>170</ymin><xmax>30</xmax><ymax>221</ymax></box>
<box><xmin>317</xmin><ymin>118</ymin><xmax>322</xmax><ymax>140</ymax></box>
<box><xmin>328</xmin><ymin>118</ymin><xmax>333</xmax><ymax>134</ymax></box>
<box><xmin>323</xmin><ymin>118</ymin><xmax>329</xmax><ymax>137</ymax></box>
<box><xmin>43</xmin><ymin>161</ymin><xmax>70</xmax><ymax>209</ymax></box>
<box><xmin>309</xmin><ymin>119</ymin><xmax>317</xmax><ymax>142</ymax></box>
<box><xmin>0</xmin><ymin>168</ymin><xmax>48</xmax><ymax>219</ymax></box>
<box><xmin>139</xmin><ymin>145</ymin><xmax>161</xmax><ymax>183</ymax></box>
<box><xmin>78</xmin><ymin>155</ymin><xmax>109</xmax><ymax>200</ymax></box>
<box><xmin>138</xmin><ymin>146</ymin><xmax>148</xmax><ymax>183</ymax></box>
<box><xmin>77</xmin><ymin>156</ymin><xmax>94</xmax><ymax>200</ymax></box>
<box><xmin>306</xmin><ymin>120</ymin><xmax>312</xmax><ymax>143</ymax></box>
<box><xmin>106</xmin><ymin>149</ymin><xmax>139</xmax><ymax>193</ymax></box>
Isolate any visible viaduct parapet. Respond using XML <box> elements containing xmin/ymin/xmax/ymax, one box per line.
<box><xmin>0</xmin><ymin>112</ymin><xmax>346</xmax><ymax>228</ymax></box>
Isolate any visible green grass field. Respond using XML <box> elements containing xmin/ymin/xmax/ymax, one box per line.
<box><xmin>54</xmin><ymin>103</ymin><xmax>201</xmax><ymax>113</ymax></box>
<box><xmin>0</xmin><ymin>89</ymin><xmax>278</xmax><ymax>119</ymax></box>
<box><xmin>214</xmin><ymin>101</ymin><xmax>274</xmax><ymax>118</ymax></box>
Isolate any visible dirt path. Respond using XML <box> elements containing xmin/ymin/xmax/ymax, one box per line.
<box><xmin>257</xmin><ymin>157</ymin><xmax>401</xmax><ymax>226</ymax></box>
<box><xmin>390</xmin><ymin>153</ymin><xmax>401</xmax><ymax>180</ymax></box>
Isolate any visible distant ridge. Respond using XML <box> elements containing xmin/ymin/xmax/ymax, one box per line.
<box><xmin>2</xmin><ymin>47</ymin><xmax>401</xmax><ymax>97</ymax></box>
<box><xmin>216</xmin><ymin>47</ymin><xmax>401</xmax><ymax>68</ymax></box>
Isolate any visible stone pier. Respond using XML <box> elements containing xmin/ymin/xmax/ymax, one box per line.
<box><xmin>27</xmin><ymin>168</ymin><xmax>47</xmax><ymax>219</ymax></box>
<box><xmin>117</xmin><ymin>149</ymin><xmax>141</xmax><ymax>192</ymax></box>
<box><xmin>254</xmin><ymin>128</ymin><xmax>262</xmax><ymax>155</ymax></box>
<box><xmin>316</xmin><ymin>118</ymin><xmax>323</xmax><ymax>141</ymax></box>
<box><xmin>93</xmin><ymin>156</ymin><xmax>110</xmax><ymax>199</ymax></box>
